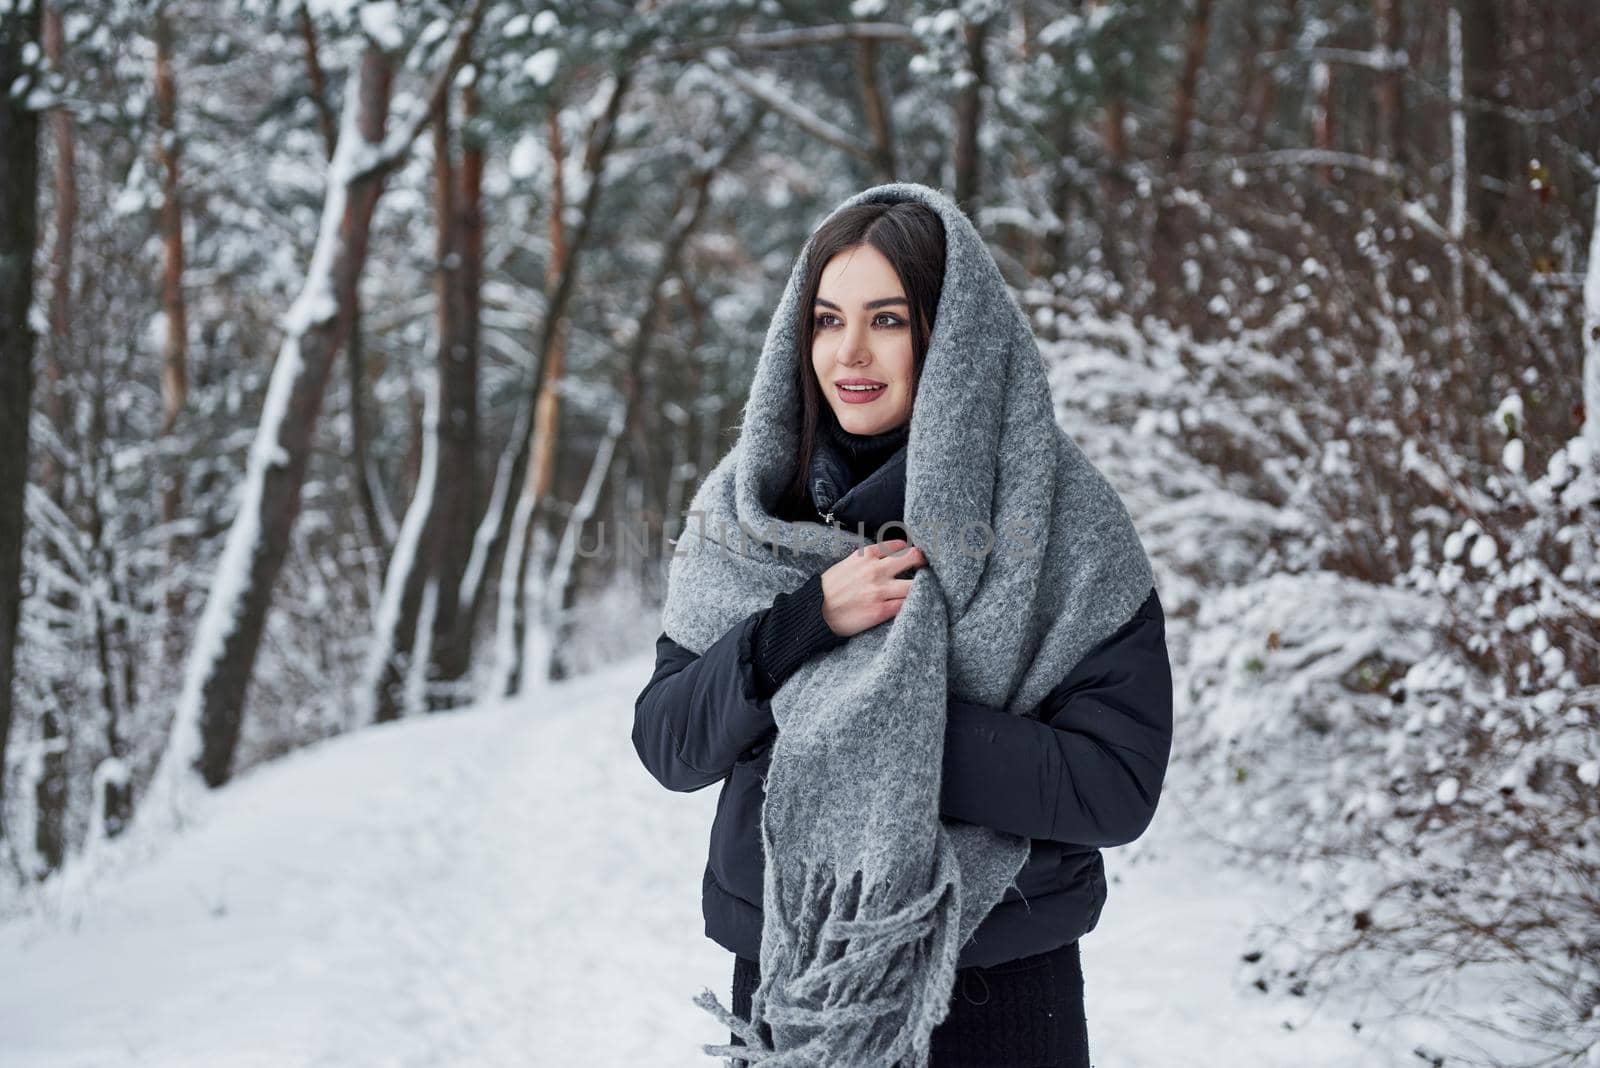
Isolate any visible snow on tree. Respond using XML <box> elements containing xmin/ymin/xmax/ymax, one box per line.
<box><xmin>142</xmin><ymin>3</ymin><xmax>487</xmax><ymax>826</ymax></box>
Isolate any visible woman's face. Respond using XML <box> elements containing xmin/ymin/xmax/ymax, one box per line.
<box><xmin>810</xmin><ymin>243</ymin><xmax>916</xmax><ymax>436</ymax></box>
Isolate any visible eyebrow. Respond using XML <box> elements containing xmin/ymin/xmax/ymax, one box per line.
<box><xmin>815</xmin><ymin>296</ymin><xmax>909</xmax><ymax>311</ymax></box>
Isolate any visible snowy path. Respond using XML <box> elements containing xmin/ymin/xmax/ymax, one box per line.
<box><xmin>1</xmin><ymin>653</ymin><xmax>1461</xmax><ymax>1067</ymax></box>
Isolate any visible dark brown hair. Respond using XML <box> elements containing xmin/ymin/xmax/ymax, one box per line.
<box><xmin>779</xmin><ymin>199</ymin><xmax>947</xmax><ymax>512</ymax></box>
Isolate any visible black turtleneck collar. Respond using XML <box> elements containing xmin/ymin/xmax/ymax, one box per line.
<box><xmin>820</xmin><ymin>414</ymin><xmax>910</xmax><ymax>487</ymax></box>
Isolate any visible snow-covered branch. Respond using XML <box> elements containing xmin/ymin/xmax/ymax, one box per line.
<box><xmin>653</xmin><ymin>20</ymin><xmax>915</xmax><ymax>61</ymax></box>
<box><xmin>699</xmin><ymin>48</ymin><xmax>874</xmax><ymax>163</ymax></box>
<box><xmin>1257</xmin><ymin>45</ymin><xmax>1410</xmax><ymax>71</ymax></box>
<box><xmin>347</xmin><ymin>0</ymin><xmax>490</xmax><ymax>186</ymax></box>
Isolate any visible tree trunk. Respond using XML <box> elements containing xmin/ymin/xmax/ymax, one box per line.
<box><xmin>298</xmin><ymin>4</ymin><xmax>389</xmax><ymax>563</ymax></box>
<box><xmin>1238</xmin><ymin>3</ymin><xmax>1260</xmax><ymax>142</ymax></box>
<box><xmin>459</xmin><ymin>72</ymin><xmax>632</xmax><ymax>652</ymax></box>
<box><xmin>1165</xmin><ymin>0</ymin><xmax>1213</xmax><ymax>170</ymax></box>
<box><xmin>1460</xmin><ymin>0</ymin><xmax>1511</xmax><ymax>238</ymax></box>
<box><xmin>34</xmin><ymin>711</ymin><xmax>65</xmax><ymax>874</ymax></box>
<box><xmin>347</xmin><ymin>300</ymin><xmax>392</xmax><ymax>557</ymax></box>
<box><xmin>1246</xmin><ymin>0</ymin><xmax>1297</xmax><ymax>153</ymax></box>
<box><xmin>1311</xmin><ymin>57</ymin><xmax>1334</xmax><ymax>185</ymax></box>
<box><xmin>1373</xmin><ymin>0</ymin><xmax>1404</xmax><ymax>162</ymax></box>
<box><xmin>500</xmin><ymin>103</ymin><xmax>572</xmax><ymax>697</ymax></box>
<box><xmin>1152</xmin><ymin>0</ymin><xmax>1215</xmax><ymax>299</ymax></box>
<box><xmin>427</xmin><ymin>77</ymin><xmax>482</xmax><ymax>709</ymax></box>
<box><xmin>537</xmin><ymin>408</ymin><xmax>626</xmax><ymax>685</ymax></box>
<box><xmin>81</xmin><ymin>327</ymin><xmax>132</xmax><ymax>845</ymax></box>
<box><xmin>1447</xmin><ymin>4</ymin><xmax>1466</xmax><ymax>318</ymax></box>
<box><xmin>529</xmin><ymin>101</ymin><xmax>569</xmax><ymax>518</ymax></box>
<box><xmin>360</xmin><ymin>371</ymin><xmax>439</xmax><ymax>724</ymax></box>
<box><xmin>154</xmin><ymin>3</ymin><xmax>190</xmax><ymax>646</ymax></box>
<box><xmin>952</xmin><ymin>18</ymin><xmax>988</xmax><ymax>214</ymax></box>
<box><xmin>1582</xmin><ymin>134</ymin><xmax>1600</xmax><ymax>461</ymax></box>
<box><xmin>41</xmin><ymin>4</ymin><xmax>71</xmax><ymax>503</ymax></box>
<box><xmin>31</xmin><ymin>4</ymin><xmax>85</xmax><ymax>858</ymax></box>
<box><xmin>147</xmin><ymin>44</ymin><xmax>403</xmax><ymax>809</ymax></box>
<box><xmin>0</xmin><ymin>3</ymin><xmax>42</xmax><ymax>841</ymax></box>
<box><xmin>855</xmin><ymin>38</ymin><xmax>896</xmax><ymax>182</ymax></box>
<box><xmin>546</xmin><ymin>111</ymin><xmax>763</xmax><ymax>683</ymax></box>
<box><xmin>1097</xmin><ymin>92</ymin><xmax>1130</xmax><ymax>287</ymax></box>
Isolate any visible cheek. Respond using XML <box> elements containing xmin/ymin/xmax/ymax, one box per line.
<box><xmin>894</xmin><ymin>339</ymin><xmax>916</xmax><ymax>384</ymax></box>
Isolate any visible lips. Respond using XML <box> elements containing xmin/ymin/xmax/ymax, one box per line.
<box><xmin>835</xmin><ymin>380</ymin><xmax>886</xmax><ymax>404</ymax></box>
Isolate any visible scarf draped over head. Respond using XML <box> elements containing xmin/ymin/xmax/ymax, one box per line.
<box><xmin>663</xmin><ymin>182</ymin><xmax>1155</xmax><ymax>1067</ymax></box>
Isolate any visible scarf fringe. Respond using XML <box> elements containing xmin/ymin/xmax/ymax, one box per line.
<box><xmin>692</xmin><ymin>987</ymin><xmax>771</xmax><ymax>1066</ymax></box>
<box><xmin>695</xmin><ymin>852</ymin><xmax>961</xmax><ymax>1067</ymax></box>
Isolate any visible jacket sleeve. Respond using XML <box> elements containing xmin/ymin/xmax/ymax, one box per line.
<box><xmin>939</xmin><ymin>586</ymin><xmax>1173</xmax><ymax>848</ymax></box>
<box><xmin>632</xmin><ymin>610</ymin><xmax>775</xmax><ymax>793</ymax></box>
<box><xmin>633</xmin><ymin>576</ymin><xmax>847</xmax><ymax>793</ymax></box>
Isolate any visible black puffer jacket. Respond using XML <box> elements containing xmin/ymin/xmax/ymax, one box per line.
<box><xmin>632</xmin><ymin>421</ymin><xmax>1173</xmax><ymax>968</ymax></box>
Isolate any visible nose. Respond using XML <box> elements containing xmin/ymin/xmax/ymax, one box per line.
<box><xmin>835</xmin><ymin>322</ymin><xmax>871</xmax><ymax>367</ymax></box>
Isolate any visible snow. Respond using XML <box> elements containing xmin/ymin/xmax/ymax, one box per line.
<box><xmin>305</xmin><ymin>0</ymin><xmax>359</xmax><ymax>18</ymax></box>
<box><xmin>1503</xmin><ymin>437</ymin><xmax>1525</xmax><ymax>474</ymax></box>
<box><xmin>1493</xmin><ymin>392</ymin><xmax>1524</xmax><ymax>435</ymax></box>
<box><xmin>523</xmin><ymin>48</ymin><xmax>560</xmax><ymax>87</ymax></box>
<box><xmin>143</xmin><ymin>310</ymin><xmax>169</xmax><ymax>355</ymax></box>
<box><xmin>0</xmin><ymin>654</ymin><xmax>1499</xmax><ymax>1067</ymax></box>
<box><xmin>420</xmin><ymin>17</ymin><xmax>451</xmax><ymax>50</ymax></box>
<box><xmin>358</xmin><ymin>1</ymin><xmax>403</xmax><ymax>52</ymax></box>
<box><xmin>1468</xmin><ymin>531</ymin><xmax>1497</xmax><ymax>568</ymax></box>
<box><xmin>1434</xmin><ymin>776</ymin><xmax>1460</xmax><ymax>805</ymax></box>
<box><xmin>507</xmin><ymin>133</ymin><xmax>544</xmax><ymax>179</ymax></box>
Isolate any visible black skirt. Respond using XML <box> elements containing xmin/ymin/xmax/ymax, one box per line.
<box><xmin>728</xmin><ymin>939</ymin><xmax>1091</xmax><ymax>1067</ymax></box>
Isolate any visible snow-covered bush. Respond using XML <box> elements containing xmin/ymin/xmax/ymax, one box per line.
<box><xmin>1034</xmin><ymin>170</ymin><xmax>1599</xmax><ymax>1057</ymax></box>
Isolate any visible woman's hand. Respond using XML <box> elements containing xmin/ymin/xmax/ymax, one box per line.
<box><xmin>820</xmin><ymin>538</ymin><xmax>927</xmax><ymax>638</ymax></box>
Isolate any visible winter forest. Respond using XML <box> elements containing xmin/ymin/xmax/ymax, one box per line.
<box><xmin>0</xmin><ymin>0</ymin><xmax>1597</xmax><ymax>1064</ymax></box>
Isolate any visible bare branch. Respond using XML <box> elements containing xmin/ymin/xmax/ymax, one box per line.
<box><xmin>295</xmin><ymin>0</ymin><xmax>337</xmax><ymax>159</ymax></box>
<box><xmin>1172</xmin><ymin>148</ymin><xmax>1562</xmax><ymax>370</ymax></box>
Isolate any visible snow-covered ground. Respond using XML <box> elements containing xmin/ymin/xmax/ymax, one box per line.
<box><xmin>0</xmin><ymin>651</ymin><xmax>1480</xmax><ymax>1067</ymax></box>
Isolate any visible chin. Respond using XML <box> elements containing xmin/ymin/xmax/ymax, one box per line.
<box><xmin>836</xmin><ymin>412</ymin><xmax>880</xmax><ymax>433</ymax></box>
<box><xmin>838</xmin><ymin>403</ymin><xmax>895</xmax><ymax>430</ymax></box>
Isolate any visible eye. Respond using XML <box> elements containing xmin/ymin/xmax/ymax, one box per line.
<box><xmin>813</xmin><ymin>311</ymin><xmax>905</xmax><ymax>329</ymax></box>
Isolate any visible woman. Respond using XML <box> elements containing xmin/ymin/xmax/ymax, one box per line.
<box><xmin>633</xmin><ymin>186</ymin><xmax>1172</xmax><ymax>1066</ymax></box>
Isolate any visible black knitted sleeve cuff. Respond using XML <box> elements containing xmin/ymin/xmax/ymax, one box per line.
<box><xmin>750</xmin><ymin>572</ymin><xmax>847</xmax><ymax>699</ymax></box>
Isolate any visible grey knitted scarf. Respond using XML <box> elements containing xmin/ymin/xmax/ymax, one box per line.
<box><xmin>662</xmin><ymin>182</ymin><xmax>1155</xmax><ymax>1066</ymax></box>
